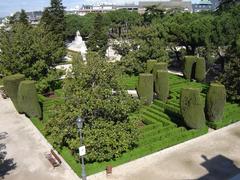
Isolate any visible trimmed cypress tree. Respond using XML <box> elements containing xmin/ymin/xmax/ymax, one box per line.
<box><xmin>137</xmin><ymin>73</ymin><xmax>153</xmax><ymax>105</ymax></box>
<box><xmin>3</xmin><ymin>74</ymin><xmax>25</xmax><ymax>111</ymax></box>
<box><xmin>195</xmin><ymin>57</ymin><xmax>206</xmax><ymax>82</ymax></box>
<box><xmin>146</xmin><ymin>60</ymin><xmax>157</xmax><ymax>73</ymax></box>
<box><xmin>206</xmin><ymin>83</ymin><xmax>226</xmax><ymax>121</ymax></box>
<box><xmin>183</xmin><ymin>56</ymin><xmax>196</xmax><ymax>80</ymax></box>
<box><xmin>180</xmin><ymin>88</ymin><xmax>206</xmax><ymax>129</ymax></box>
<box><xmin>152</xmin><ymin>62</ymin><xmax>168</xmax><ymax>82</ymax></box>
<box><xmin>155</xmin><ymin>70</ymin><xmax>169</xmax><ymax>102</ymax></box>
<box><xmin>17</xmin><ymin>80</ymin><xmax>42</xmax><ymax>118</ymax></box>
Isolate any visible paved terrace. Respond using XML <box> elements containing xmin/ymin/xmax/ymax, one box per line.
<box><xmin>0</xmin><ymin>96</ymin><xmax>80</xmax><ymax>180</ymax></box>
<box><xmin>89</xmin><ymin>122</ymin><xmax>240</xmax><ymax>180</ymax></box>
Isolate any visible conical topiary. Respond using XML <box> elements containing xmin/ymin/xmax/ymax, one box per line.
<box><xmin>155</xmin><ymin>70</ymin><xmax>169</xmax><ymax>102</ymax></box>
<box><xmin>3</xmin><ymin>74</ymin><xmax>25</xmax><ymax>112</ymax></box>
<box><xmin>180</xmin><ymin>88</ymin><xmax>206</xmax><ymax>129</ymax></box>
<box><xmin>137</xmin><ymin>73</ymin><xmax>153</xmax><ymax>105</ymax></box>
<box><xmin>195</xmin><ymin>57</ymin><xmax>206</xmax><ymax>82</ymax></box>
<box><xmin>146</xmin><ymin>60</ymin><xmax>157</xmax><ymax>73</ymax></box>
<box><xmin>206</xmin><ymin>83</ymin><xmax>226</xmax><ymax>121</ymax></box>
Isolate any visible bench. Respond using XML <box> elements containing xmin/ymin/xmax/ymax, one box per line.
<box><xmin>45</xmin><ymin>149</ymin><xmax>62</xmax><ymax>168</ymax></box>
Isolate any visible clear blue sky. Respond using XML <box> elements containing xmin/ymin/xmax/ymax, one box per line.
<box><xmin>0</xmin><ymin>0</ymin><xmax>199</xmax><ymax>18</ymax></box>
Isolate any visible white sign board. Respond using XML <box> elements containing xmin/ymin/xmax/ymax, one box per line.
<box><xmin>79</xmin><ymin>146</ymin><xmax>86</xmax><ymax>156</ymax></box>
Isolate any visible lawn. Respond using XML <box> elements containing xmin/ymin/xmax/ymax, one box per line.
<box><xmin>31</xmin><ymin>73</ymin><xmax>240</xmax><ymax>177</ymax></box>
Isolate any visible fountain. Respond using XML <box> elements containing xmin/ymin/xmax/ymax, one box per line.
<box><xmin>67</xmin><ymin>31</ymin><xmax>87</xmax><ymax>61</ymax></box>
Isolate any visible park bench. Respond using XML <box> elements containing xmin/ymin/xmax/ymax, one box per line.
<box><xmin>45</xmin><ymin>149</ymin><xmax>62</xmax><ymax>168</ymax></box>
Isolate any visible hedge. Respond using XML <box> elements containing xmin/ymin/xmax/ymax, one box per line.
<box><xmin>137</xmin><ymin>73</ymin><xmax>153</xmax><ymax>105</ymax></box>
<box><xmin>146</xmin><ymin>60</ymin><xmax>157</xmax><ymax>73</ymax></box>
<box><xmin>180</xmin><ymin>88</ymin><xmax>206</xmax><ymax>129</ymax></box>
<box><xmin>195</xmin><ymin>57</ymin><xmax>206</xmax><ymax>82</ymax></box>
<box><xmin>155</xmin><ymin>70</ymin><xmax>169</xmax><ymax>102</ymax></box>
<box><xmin>183</xmin><ymin>56</ymin><xmax>196</xmax><ymax>80</ymax></box>
<box><xmin>3</xmin><ymin>74</ymin><xmax>25</xmax><ymax>112</ymax></box>
<box><xmin>206</xmin><ymin>83</ymin><xmax>226</xmax><ymax>122</ymax></box>
<box><xmin>17</xmin><ymin>80</ymin><xmax>42</xmax><ymax>118</ymax></box>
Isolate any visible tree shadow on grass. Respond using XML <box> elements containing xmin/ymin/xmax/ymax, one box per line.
<box><xmin>198</xmin><ymin>155</ymin><xmax>240</xmax><ymax>180</ymax></box>
<box><xmin>0</xmin><ymin>132</ymin><xmax>17</xmax><ymax>179</ymax></box>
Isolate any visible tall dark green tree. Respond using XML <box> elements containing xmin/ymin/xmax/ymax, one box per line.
<box><xmin>40</xmin><ymin>0</ymin><xmax>66</xmax><ymax>62</ymax></box>
<box><xmin>87</xmin><ymin>13</ymin><xmax>108</xmax><ymax>57</ymax></box>
<box><xmin>218</xmin><ymin>0</ymin><xmax>240</xmax><ymax>11</ymax></box>
<box><xmin>19</xmin><ymin>9</ymin><xmax>29</xmax><ymax>25</ymax></box>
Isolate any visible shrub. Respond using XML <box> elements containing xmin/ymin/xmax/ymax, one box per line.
<box><xmin>183</xmin><ymin>56</ymin><xmax>196</xmax><ymax>80</ymax></box>
<box><xmin>180</xmin><ymin>88</ymin><xmax>206</xmax><ymax>129</ymax></box>
<box><xmin>155</xmin><ymin>70</ymin><xmax>169</xmax><ymax>102</ymax></box>
<box><xmin>146</xmin><ymin>60</ymin><xmax>157</xmax><ymax>73</ymax></box>
<box><xmin>206</xmin><ymin>83</ymin><xmax>226</xmax><ymax>121</ymax></box>
<box><xmin>3</xmin><ymin>74</ymin><xmax>25</xmax><ymax>111</ymax></box>
<box><xmin>137</xmin><ymin>73</ymin><xmax>153</xmax><ymax>105</ymax></box>
<box><xmin>17</xmin><ymin>80</ymin><xmax>42</xmax><ymax>118</ymax></box>
<box><xmin>195</xmin><ymin>57</ymin><xmax>206</xmax><ymax>82</ymax></box>
<box><xmin>152</xmin><ymin>62</ymin><xmax>168</xmax><ymax>82</ymax></box>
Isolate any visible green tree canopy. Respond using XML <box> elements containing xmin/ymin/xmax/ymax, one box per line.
<box><xmin>45</xmin><ymin>52</ymin><xmax>140</xmax><ymax>162</ymax></box>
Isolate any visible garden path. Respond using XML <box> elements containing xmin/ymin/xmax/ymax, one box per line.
<box><xmin>89</xmin><ymin>122</ymin><xmax>240</xmax><ymax>180</ymax></box>
<box><xmin>0</xmin><ymin>96</ymin><xmax>80</xmax><ymax>180</ymax></box>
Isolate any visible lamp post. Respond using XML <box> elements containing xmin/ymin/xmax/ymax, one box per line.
<box><xmin>76</xmin><ymin>116</ymin><xmax>87</xmax><ymax>180</ymax></box>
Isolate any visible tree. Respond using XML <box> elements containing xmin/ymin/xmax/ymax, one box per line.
<box><xmin>218</xmin><ymin>0</ymin><xmax>240</xmax><ymax>11</ymax></box>
<box><xmin>220</xmin><ymin>56</ymin><xmax>240</xmax><ymax>103</ymax></box>
<box><xmin>129</xmin><ymin>23</ymin><xmax>168</xmax><ymax>62</ymax></box>
<box><xmin>87</xmin><ymin>14</ymin><xmax>108</xmax><ymax>57</ymax></box>
<box><xmin>40</xmin><ymin>0</ymin><xmax>66</xmax><ymax>62</ymax></box>
<box><xmin>45</xmin><ymin>52</ymin><xmax>140</xmax><ymax>162</ymax></box>
<box><xmin>19</xmin><ymin>9</ymin><xmax>29</xmax><ymax>25</ymax></box>
<box><xmin>0</xmin><ymin>24</ymin><xmax>63</xmax><ymax>80</ymax></box>
<box><xmin>143</xmin><ymin>5</ymin><xmax>165</xmax><ymax>24</ymax></box>
<box><xmin>65</xmin><ymin>13</ymin><xmax>96</xmax><ymax>40</ymax></box>
<box><xmin>107</xmin><ymin>9</ymin><xmax>142</xmax><ymax>38</ymax></box>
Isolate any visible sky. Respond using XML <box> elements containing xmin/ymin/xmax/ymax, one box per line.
<box><xmin>0</xmin><ymin>0</ymin><xmax>199</xmax><ymax>18</ymax></box>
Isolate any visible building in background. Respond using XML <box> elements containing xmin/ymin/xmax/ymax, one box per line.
<box><xmin>192</xmin><ymin>0</ymin><xmax>220</xmax><ymax>12</ymax></box>
<box><xmin>26</xmin><ymin>11</ymin><xmax>43</xmax><ymax>24</ymax></box>
<box><xmin>192</xmin><ymin>0</ymin><xmax>212</xmax><ymax>12</ymax></box>
<box><xmin>138</xmin><ymin>0</ymin><xmax>193</xmax><ymax>14</ymax></box>
<box><xmin>210</xmin><ymin>0</ymin><xmax>220</xmax><ymax>10</ymax></box>
<box><xmin>70</xmin><ymin>3</ymin><xmax>139</xmax><ymax>16</ymax></box>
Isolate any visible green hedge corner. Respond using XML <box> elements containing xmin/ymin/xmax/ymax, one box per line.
<box><xmin>17</xmin><ymin>80</ymin><xmax>42</xmax><ymax>118</ymax></box>
<box><xmin>3</xmin><ymin>74</ymin><xmax>25</xmax><ymax>112</ymax></box>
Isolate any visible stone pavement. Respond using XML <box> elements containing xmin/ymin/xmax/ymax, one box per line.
<box><xmin>89</xmin><ymin>122</ymin><xmax>240</xmax><ymax>180</ymax></box>
<box><xmin>0</xmin><ymin>96</ymin><xmax>80</xmax><ymax>180</ymax></box>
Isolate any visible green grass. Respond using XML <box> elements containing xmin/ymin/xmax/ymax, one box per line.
<box><xmin>0</xmin><ymin>78</ymin><xmax>3</xmax><ymax>86</ymax></box>
<box><xmin>118</xmin><ymin>75</ymin><xmax>138</xmax><ymax>90</ymax></box>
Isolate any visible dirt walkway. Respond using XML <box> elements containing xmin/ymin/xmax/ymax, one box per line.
<box><xmin>0</xmin><ymin>96</ymin><xmax>80</xmax><ymax>180</ymax></box>
<box><xmin>89</xmin><ymin>122</ymin><xmax>240</xmax><ymax>180</ymax></box>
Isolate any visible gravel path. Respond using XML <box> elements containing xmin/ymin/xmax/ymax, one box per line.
<box><xmin>89</xmin><ymin>122</ymin><xmax>240</xmax><ymax>180</ymax></box>
<box><xmin>0</xmin><ymin>96</ymin><xmax>80</xmax><ymax>180</ymax></box>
